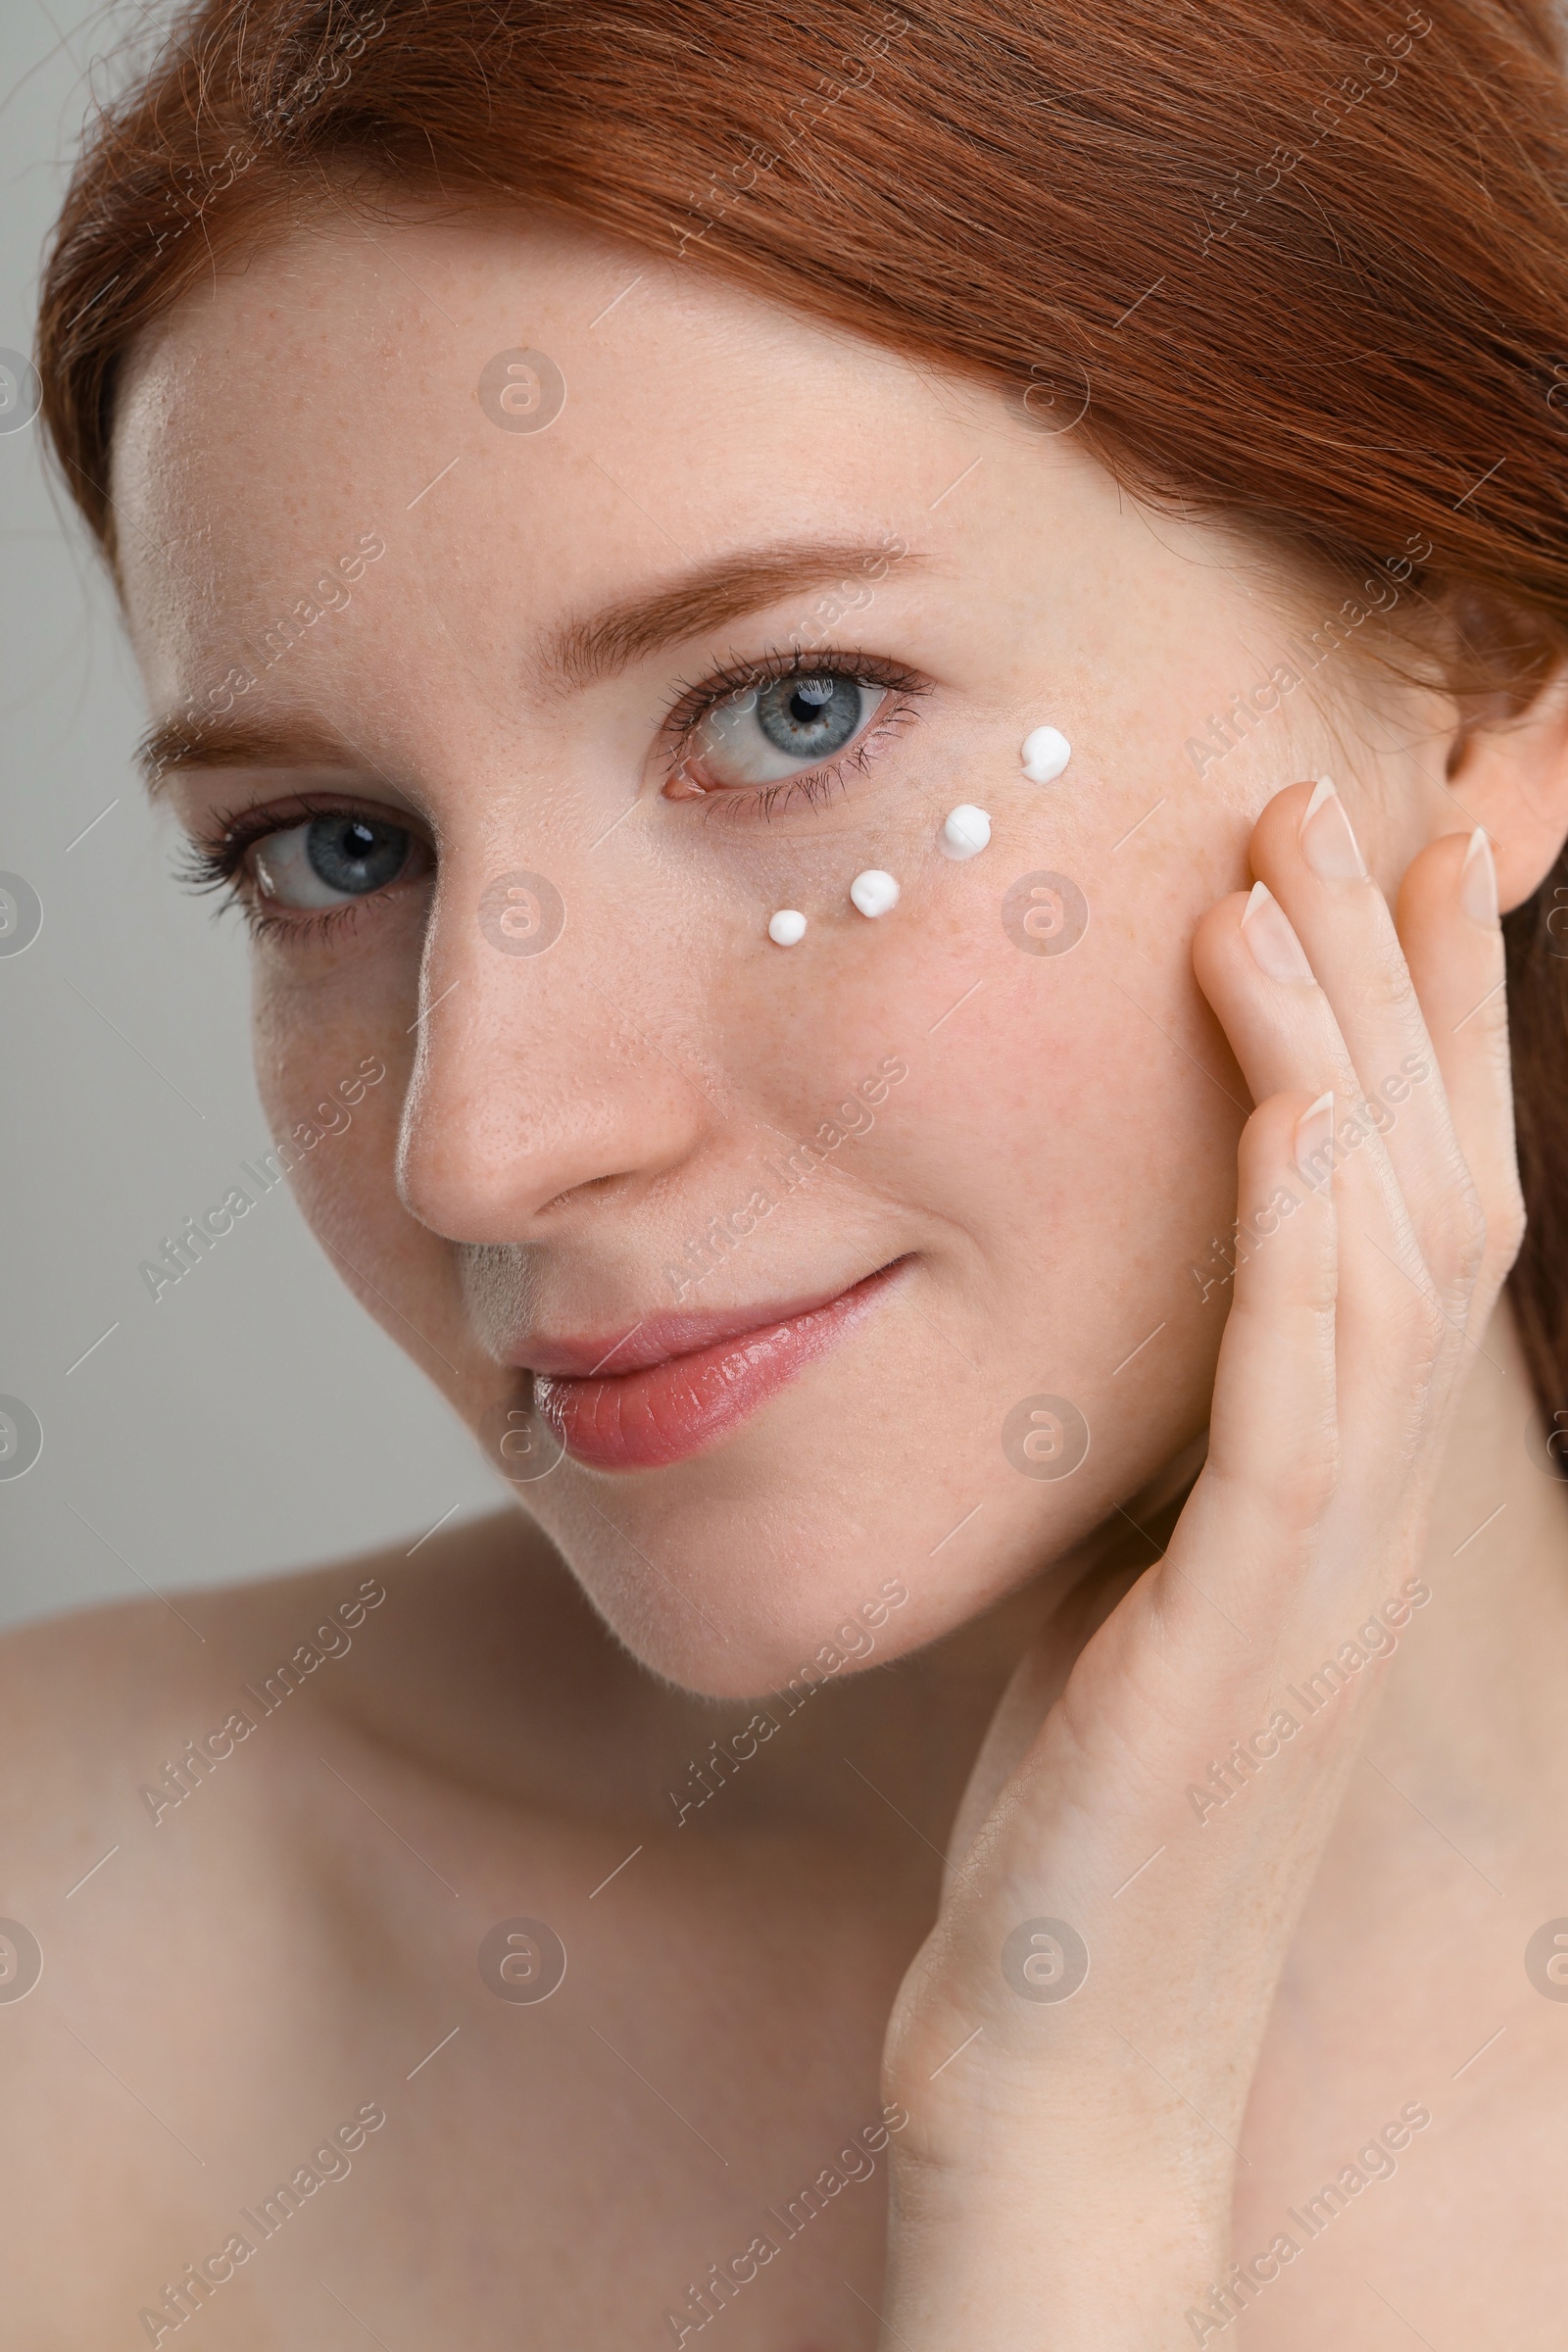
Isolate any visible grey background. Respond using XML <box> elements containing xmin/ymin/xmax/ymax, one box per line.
<box><xmin>0</xmin><ymin>1</ymin><xmax>502</xmax><ymax>1633</ymax></box>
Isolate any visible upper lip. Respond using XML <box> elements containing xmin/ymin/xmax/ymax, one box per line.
<box><xmin>513</xmin><ymin>1267</ymin><xmax>902</xmax><ymax>1379</ymax></box>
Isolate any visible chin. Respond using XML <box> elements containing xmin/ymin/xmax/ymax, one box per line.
<box><xmin>526</xmin><ymin>1428</ymin><xmax>1123</xmax><ymax>1702</ymax></box>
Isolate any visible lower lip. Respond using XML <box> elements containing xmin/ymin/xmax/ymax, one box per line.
<box><xmin>533</xmin><ymin>1262</ymin><xmax>905</xmax><ymax>1472</ymax></box>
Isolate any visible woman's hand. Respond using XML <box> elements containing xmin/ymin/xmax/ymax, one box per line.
<box><xmin>876</xmin><ymin>779</ymin><xmax>1526</xmax><ymax>2348</ymax></box>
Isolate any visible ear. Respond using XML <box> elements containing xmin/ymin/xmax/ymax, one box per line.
<box><xmin>1443</xmin><ymin>664</ymin><xmax>1568</xmax><ymax>913</ymax></box>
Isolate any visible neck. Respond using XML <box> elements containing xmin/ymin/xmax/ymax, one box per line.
<box><xmin>805</xmin><ymin>1290</ymin><xmax>1568</xmax><ymax>1892</ymax></box>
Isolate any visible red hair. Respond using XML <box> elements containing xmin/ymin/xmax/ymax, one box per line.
<box><xmin>35</xmin><ymin>0</ymin><xmax>1568</xmax><ymax>1431</ymax></box>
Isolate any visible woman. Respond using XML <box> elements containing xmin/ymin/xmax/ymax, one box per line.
<box><xmin>9</xmin><ymin>0</ymin><xmax>1568</xmax><ymax>2340</ymax></box>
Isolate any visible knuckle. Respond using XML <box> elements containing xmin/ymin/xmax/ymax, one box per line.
<box><xmin>1207</xmin><ymin>1418</ymin><xmax>1340</xmax><ymax>1532</ymax></box>
<box><xmin>1416</xmin><ymin>1159</ymin><xmax>1488</xmax><ymax>1293</ymax></box>
<box><xmin>1485</xmin><ymin>1183</ymin><xmax>1528</xmax><ymax>1280</ymax></box>
<box><xmin>1265</xmin><ymin>1448</ymin><xmax>1341</xmax><ymax>1530</ymax></box>
<box><xmin>1438</xmin><ymin>1183</ymin><xmax>1488</xmax><ymax>1288</ymax></box>
<box><xmin>1395</xmin><ymin>1281</ymin><xmax>1449</xmax><ymax>1365</ymax></box>
<box><xmin>1364</xmin><ymin>943</ymin><xmax>1418</xmax><ymax>1017</ymax></box>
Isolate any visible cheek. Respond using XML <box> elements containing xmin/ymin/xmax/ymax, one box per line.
<box><xmin>841</xmin><ymin>876</ymin><xmax>1234</xmax><ymax>1277</ymax></box>
<box><xmin>853</xmin><ymin>864</ymin><xmax>1241</xmax><ymax>1534</ymax></box>
<box><xmin>249</xmin><ymin>947</ymin><xmax>447</xmax><ymax>1308</ymax></box>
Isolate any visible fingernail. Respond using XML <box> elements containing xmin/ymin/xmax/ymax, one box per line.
<box><xmin>1241</xmin><ymin>881</ymin><xmax>1316</xmax><ymax>984</ymax></box>
<box><xmin>1295</xmin><ymin>1090</ymin><xmax>1337</xmax><ymax>1182</ymax></box>
<box><xmin>1298</xmin><ymin>774</ymin><xmax>1367</xmax><ymax>881</ymax></box>
<box><xmin>1460</xmin><ymin>827</ymin><xmax>1498</xmax><ymax>927</ymax></box>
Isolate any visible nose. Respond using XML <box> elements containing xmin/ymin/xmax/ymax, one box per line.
<box><xmin>396</xmin><ymin>856</ymin><xmax>713</xmax><ymax>1242</ymax></box>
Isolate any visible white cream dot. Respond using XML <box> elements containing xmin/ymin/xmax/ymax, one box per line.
<box><xmin>849</xmin><ymin>869</ymin><xmax>900</xmax><ymax>918</ymax></box>
<box><xmin>767</xmin><ymin>909</ymin><xmax>808</xmax><ymax>946</ymax></box>
<box><xmin>940</xmin><ymin>805</ymin><xmax>991</xmax><ymax>860</ymax></box>
<box><xmin>1020</xmin><ymin>724</ymin><xmax>1072</xmax><ymax>783</ymax></box>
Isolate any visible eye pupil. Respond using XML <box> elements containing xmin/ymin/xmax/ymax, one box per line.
<box><xmin>305</xmin><ymin>812</ymin><xmax>409</xmax><ymax>896</ymax></box>
<box><xmin>756</xmin><ymin>672</ymin><xmax>863</xmax><ymax>759</ymax></box>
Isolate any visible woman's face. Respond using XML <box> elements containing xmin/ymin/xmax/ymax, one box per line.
<box><xmin>112</xmin><ymin>210</ymin><xmax>1435</xmax><ymax>1694</ymax></box>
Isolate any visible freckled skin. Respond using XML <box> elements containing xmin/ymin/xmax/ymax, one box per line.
<box><xmin>4</xmin><ymin>209</ymin><xmax>1568</xmax><ymax>2349</ymax></box>
<box><xmin>110</xmin><ymin>213</ymin><xmax>1323</xmax><ymax>1691</ymax></box>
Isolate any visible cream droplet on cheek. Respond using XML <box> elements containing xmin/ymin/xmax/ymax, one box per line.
<box><xmin>849</xmin><ymin>869</ymin><xmax>900</xmax><ymax>917</ymax></box>
<box><xmin>1020</xmin><ymin>725</ymin><xmax>1072</xmax><ymax>782</ymax></box>
<box><xmin>767</xmin><ymin>909</ymin><xmax>808</xmax><ymax>946</ymax></box>
<box><xmin>940</xmin><ymin>805</ymin><xmax>991</xmax><ymax>859</ymax></box>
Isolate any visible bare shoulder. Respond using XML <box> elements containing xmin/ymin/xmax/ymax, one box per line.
<box><xmin>0</xmin><ymin>1506</ymin><xmax>652</xmax><ymax>2344</ymax></box>
<box><xmin>0</xmin><ymin>1498</ymin><xmax>640</xmax><ymax>2050</ymax></box>
<box><xmin>0</xmin><ymin>1501</ymin><xmax>623</xmax><ymax>1860</ymax></box>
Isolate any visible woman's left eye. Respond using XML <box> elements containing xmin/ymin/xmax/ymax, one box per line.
<box><xmin>251</xmin><ymin>811</ymin><xmax>416</xmax><ymax>908</ymax></box>
<box><xmin>674</xmin><ymin>670</ymin><xmax>890</xmax><ymax>794</ymax></box>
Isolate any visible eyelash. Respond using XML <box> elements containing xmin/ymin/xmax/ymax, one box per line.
<box><xmin>175</xmin><ymin>793</ymin><xmax>399</xmax><ymax>946</ymax></box>
<box><xmin>179</xmin><ymin>649</ymin><xmax>929</xmax><ymax>938</ymax></box>
<box><xmin>661</xmin><ymin>645</ymin><xmax>930</xmax><ymax>821</ymax></box>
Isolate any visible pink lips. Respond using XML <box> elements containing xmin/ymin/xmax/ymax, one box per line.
<box><xmin>524</xmin><ymin>1261</ymin><xmax>906</xmax><ymax>1471</ymax></box>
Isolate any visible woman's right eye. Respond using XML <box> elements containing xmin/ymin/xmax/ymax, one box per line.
<box><xmin>686</xmin><ymin>671</ymin><xmax>888</xmax><ymax>789</ymax></box>
<box><xmin>251</xmin><ymin>811</ymin><xmax>420</xmax><ymax>909</ymax></box>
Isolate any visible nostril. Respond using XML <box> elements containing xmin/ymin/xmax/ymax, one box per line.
<box><xmin>536</xmin><ymin>1169</ymin><xmax>635</xmax><ymax>1214</ymax></box>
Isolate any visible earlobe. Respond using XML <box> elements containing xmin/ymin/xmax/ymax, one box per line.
<box><xmin>1443</xmin><ymin>665</ymin><xmax>1568</xmax><ymax>913</ymax></box>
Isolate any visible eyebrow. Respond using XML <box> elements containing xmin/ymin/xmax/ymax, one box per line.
<box><xmin>136</xmin><ymin>713</ymin><xmax>369</xmax><ymax>799</ymax></box>
<box><xmin>536</xmin><ymin>537</ymin><xmax>921</xmax><ymax>693</ymax></box>
<box><xmin>139</xmin><ymin>537</ymin><xmax>920</xmax><ymax>791</ymax></box>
